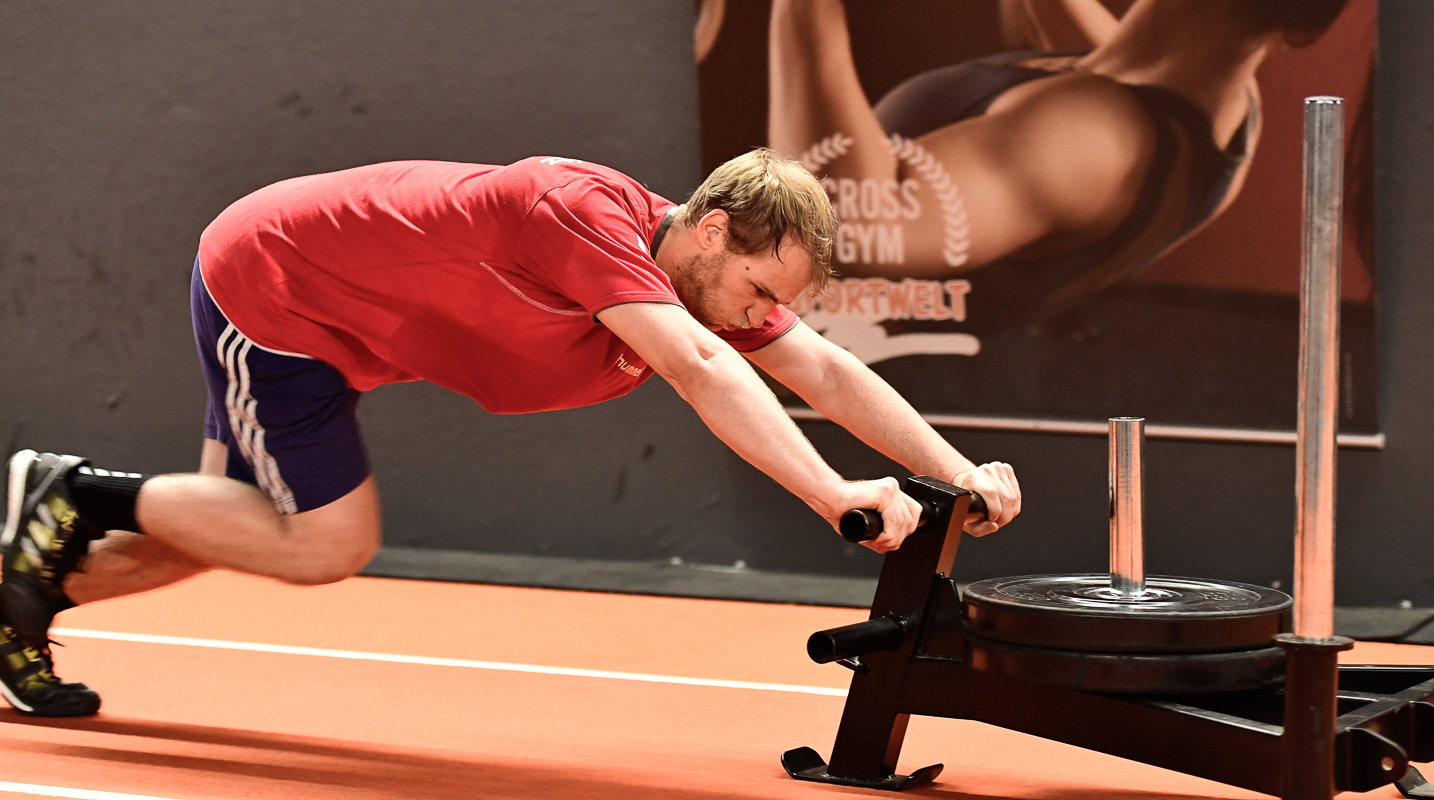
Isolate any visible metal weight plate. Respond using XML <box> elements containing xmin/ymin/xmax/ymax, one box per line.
<box><xmin>963</xmin><ymin>632</ymin><xmax>1287</xmax><ymax>694</ymax></box>
<box><xmin>963</xmin><ymin>574</ymin><xmax>1292</xmax><ymax>654</ymax></box>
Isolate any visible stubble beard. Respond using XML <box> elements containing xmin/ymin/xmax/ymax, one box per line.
<box><xmin>672</xmin><ymin>249</ymin><xmax>732</xmax><ymax>331</ymax></box>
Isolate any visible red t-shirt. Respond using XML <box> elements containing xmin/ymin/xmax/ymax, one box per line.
<box><xmin>198</xmin><ymin>158</ymin><xmax>798</xmax><ymax>413</ymax></box>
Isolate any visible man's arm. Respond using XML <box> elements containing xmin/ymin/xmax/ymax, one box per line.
<box><xmin>744</xmin><ymin>321</ymin><xmax>1021</xmax><ymax>535</ymax></box>
<box><xmin>596</xmin><ymin>302</ymin><xmax>922</xmax><ymax>552</ymax></box>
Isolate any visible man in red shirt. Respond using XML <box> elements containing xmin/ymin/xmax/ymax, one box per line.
<box><xmin>1</xmin><ymin>149</ymin><xmax>1021</xmax><ymax>716</ymax></box>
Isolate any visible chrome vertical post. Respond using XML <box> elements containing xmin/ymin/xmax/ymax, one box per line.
<box><xmin>1294</xmin><ymin>96</ymin><xmax>1344</xmax><ymax>640</ymax></box>
<box><xmin>1109</xmin><ymin>417</ymin><xmax>1145</xmax><ymax>598</ymax></box>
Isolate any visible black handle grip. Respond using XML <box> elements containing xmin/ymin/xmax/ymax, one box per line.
<box><xmin>838</xmin><ymin>492</ymin><xmax>987</xmax><ymax>544</ymax></box>
<box><xmin>806</xmin><ymin>615</ymin><xmax>907</xmax><ymax>664</ymax></box>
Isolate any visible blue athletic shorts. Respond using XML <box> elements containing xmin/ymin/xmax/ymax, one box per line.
<box><xmin>190</xmin><ymin>257</ymin><xmax>371</xmax><ymax>513</ymax></box>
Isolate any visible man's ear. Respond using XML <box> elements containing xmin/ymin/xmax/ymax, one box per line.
<box><xmin>696</xmin><ymin>209</ymin><xmax>730</xmax><ymax>250</ymax></box>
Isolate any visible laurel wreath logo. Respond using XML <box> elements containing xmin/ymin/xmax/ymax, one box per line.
<box><xmin>799</xmin><ymin>132</ymin><xmax>970</xmax><ymax>267</ymax></box>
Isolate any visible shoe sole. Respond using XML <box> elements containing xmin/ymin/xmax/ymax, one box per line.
<box><xmin>0</xmin><ymin>449</ymin><xmax>36</xmax><ymax>552</ymax></box>
<box><xmin>0</xmin><ymin>675</ymin><xmax>36</xmax><ymax>714</ymax></box>
<box><xmin>0</xmin><ymin>677</ymin><xmax>99</xmax><ymax>716</ymax></box>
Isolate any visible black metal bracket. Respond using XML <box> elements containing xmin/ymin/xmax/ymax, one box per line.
<box><xmin>781</xmin><ymin>747</ymin><xmax>942</xmax><ymax>791</ymax></box>
<box><xmin>1400</xmin><ymin>766</ymin><xmax>1434</xmax><ymax>798</ymax></box>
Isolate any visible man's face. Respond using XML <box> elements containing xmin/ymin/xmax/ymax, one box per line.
<box><xmin>671</xmin><ymin>235</ymin><xmax>814</xmax><ymax>332</ymax></box>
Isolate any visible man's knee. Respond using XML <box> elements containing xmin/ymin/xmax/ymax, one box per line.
<box><xmin>278</xmin><ymin>536</ymin><xmax>378</xmax><ymax>585</ymax></box>
<box><xmin>269</xmin><ymin>477</ymin><xmax>381</xmax><ymax>586</ymax></box>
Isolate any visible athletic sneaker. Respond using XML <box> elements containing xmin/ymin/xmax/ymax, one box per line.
<box><xmin>0</xmin><ymin>614</ymin><xmax>99</xmax><ymax>716</ymax></box>
<box><xmin>2</xmin><ymin>450</ymin><xmax>102</xmax><ymax>648</ymax></box>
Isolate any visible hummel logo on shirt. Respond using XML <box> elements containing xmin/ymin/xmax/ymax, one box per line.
<box><xmin>616</xmin><ymin>354</ymin><xmax>645</xmax><ymax>378</ymax></box>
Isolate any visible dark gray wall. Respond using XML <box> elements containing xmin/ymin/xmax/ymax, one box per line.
<box><xmin>3</xmin><ymin>2</ymin><xmax>1431</xmax><ymax>605</ymax></box>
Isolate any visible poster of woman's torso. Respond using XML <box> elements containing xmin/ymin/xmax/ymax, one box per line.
<box><xmin>697</xmin><ymin>0</ymin><xmax>1377</xmax><ymax>437</ymax></box>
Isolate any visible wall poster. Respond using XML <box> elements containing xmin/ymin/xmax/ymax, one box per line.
<box><xmin>696</xmin><ymin>0</ymin><xmax>1378</xmax><ymax>441</ymax></box>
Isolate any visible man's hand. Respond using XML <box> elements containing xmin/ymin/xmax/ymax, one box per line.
<box><xmin>828</xmin><ymin>477</ymin><xmax>923</xmax><ymax>554</ymax></box>
<box><xmin>952</xmin><ymin>462</ymin><xmax>1021</xmax><ymax>536</ymax></box>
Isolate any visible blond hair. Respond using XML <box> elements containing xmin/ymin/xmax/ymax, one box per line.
<box><xmin>681</xmin><ymin>148</ymin><xmax>837</xmax><ymax>293</ymax></box>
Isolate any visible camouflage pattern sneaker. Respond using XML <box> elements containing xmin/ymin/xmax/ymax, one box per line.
<box><xmin>2</xmin><ymin>450</ymin><xmax>102</xmax><ymax>648</ymax></box>
<box><xmin>0</xmin><ymin>618</ymin><xmax>100</xmax><ymax>717</ymax></box>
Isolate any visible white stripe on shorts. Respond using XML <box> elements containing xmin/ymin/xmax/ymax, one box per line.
<box><xmin>217</xmin><ymin>323</ymin><xmax>299</xmax><ymax>514</ymax></box>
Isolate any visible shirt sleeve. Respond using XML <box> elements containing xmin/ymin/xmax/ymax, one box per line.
<box><xmin>516</xmin><ymin>175</ymin><xmax>801</xmax><ymax>350</ymax></box>
<box><xmin>514</xmin><ymin>178</ymin><xmax>679</xmax><ymax>316</ymax></box>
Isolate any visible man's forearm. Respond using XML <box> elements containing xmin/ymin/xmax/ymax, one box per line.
<box><xmin>803</xmin><ymin>349</ymin><xmax>977</xmax><ymax>481</ymax></box>
<box><xmin>748</xmin><ymin>325</ymin><xmax>1020</xmax><ymax>533</ymax></box>
<box><xmin>667</xmin><ymin>347</ymin><xmax>848</xmax><ymax>518</ymax></box>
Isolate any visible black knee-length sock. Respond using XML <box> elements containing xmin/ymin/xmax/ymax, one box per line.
<box><xmin>66</xmin><ymin>466</ymin><xmax>148</xmax><ymax>533</ymax></box>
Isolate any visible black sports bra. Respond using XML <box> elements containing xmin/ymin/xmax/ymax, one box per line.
<box><xmin>873</xmin><ymin>50</ymin><xmax>1254</xmax><ymax>325</ymax></box>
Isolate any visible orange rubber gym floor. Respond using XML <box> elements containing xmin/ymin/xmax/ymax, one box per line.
<box><xmin>7</xmin><ymin>571</ymin><xmax>1430</xmax><ymax>800</ymax></box>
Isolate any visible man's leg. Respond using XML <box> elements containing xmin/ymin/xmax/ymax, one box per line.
<box><xmin>0</xmin><ymin>449</ymin><xmax>187</xmax><ymax>717</ymax></box>
<box><xmin>133</xmin><ymin>470</ymin><xmax>381</xmax><ymax>586</ymax></box>
<box><xmin>0</xmin><ymin>256</ymin><xmax>379</xmax><ymax>717</ymax></box>
<box><xmin>62</xmin><ymin>439</ymin><xmax>222</xmax><ymax>606</ymax></box>
<box><xmin>9</xmin><ymin>446</ymin><xmax>381</xmax><ymax>631</ymax></box>
<box><xmin>61</xmin><ymin>531</ymin><xmax>206</xmax><ymax>605</ymax></box>
<box><xmin>62</xmin><ymin>471</ymin><xmax>380</xmax><ymax>599</ymax></box>
<box><xmin>61</xmin><ymin>438</ymin><xmax>378</xmax><ymax>605</ymax></box>
<box><xmin>0</xmin><ymin>443</ymin><xmax>379</xmax><ymax>718</ymax></box>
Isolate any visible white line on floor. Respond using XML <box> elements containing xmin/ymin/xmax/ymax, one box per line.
<box><xmin>0</xmin><ymin>781</ymin><xmax>186</xmax><ymax>800</ymax></box>
<box><xmin>51</xmin><ymin>628</ymin><xmax>848</xmax><ymax>697</ymax></box>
